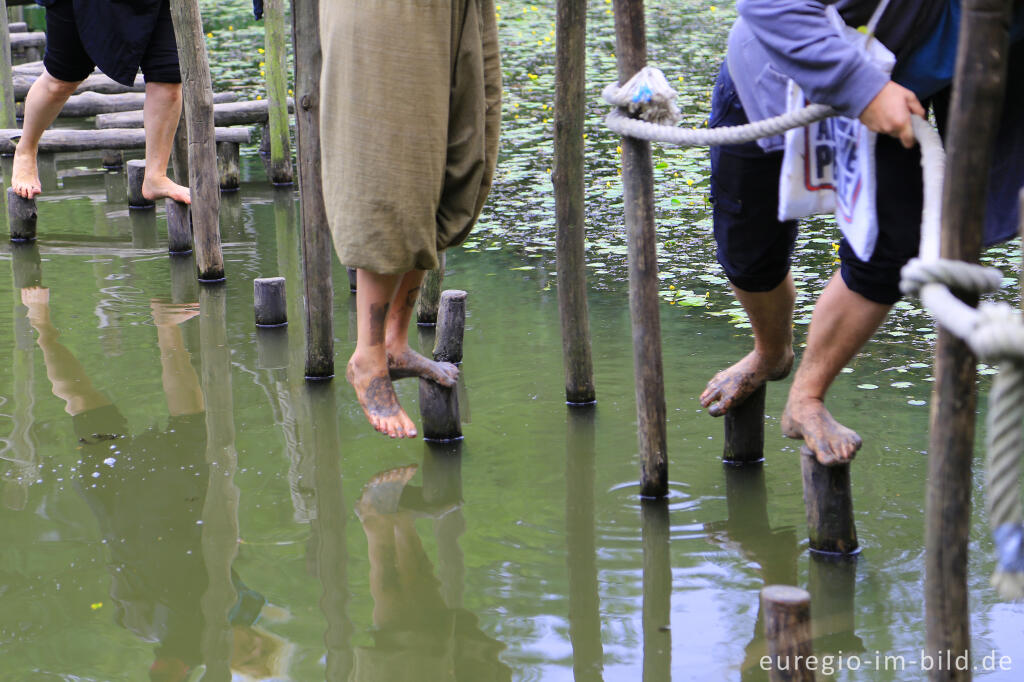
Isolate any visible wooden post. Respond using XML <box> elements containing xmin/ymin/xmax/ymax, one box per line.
<box><xmin>416</xmin><ymin>253</ymin><xmax>445</xmax><ymax>325</ymax></box>
<box><xmin>641</xmin><ymin>498</ymin><xmax>671</xmax><ymax>682</ymax></box>
<box><xmin>800</xmin><ymin>446</ymin><xmax>858</xmax><ymax>556</ymax></box>
<box><xmin>216</xmin><ymin>140</ymin><xmax>240</xmax><ymax>191</ymax></box>
<box><xmin>291</xmin><ymin>0</ymin><xmax>334</xmax><ymax>379</ymax></box>
<box><xmin>554</xmin><ymin>0</ymin><xmax>596</xmax><ymax>406</ymax></box>
<box><xmin>101</xmin><ymin>149</ymin><xmax>123</xmax><ymax>169</ymax></box>
<box><xmin>723</xmin><ymin>384</ymin><xmax>766</xmax><ymax>464</ymax></box>
<box><xmin>926</xmin><ymin>3</ymin><xmax>1013</xmax><ymax>678</ymax></box>
<box><xmin>612</xmin><ymin>0</ymin><xmax>667</xmax><ymax>497</ymax></box>
<box><xmin>419</xmin><ymin>290</ymin><xmax>466</xmax><ymax>441</ymax></box>
<box><xmin>566</xmin><ymin>407</ymin><xmax>604</xmax><ymax>681</ymax></box>
<box><xmin>263</xmin><ymin>0</ymin><xmax>293</xmax><ymax>185</ymax></box>
<box><xmin>169</xmin><ymin>0</ymin><xmax>224</xmax><ymax>282</ymax></box>
<box><xmin>126</xmin><ymin>159</ymin><xmax>153</xmax><ymax>209</ymax></box>
<box><xmin>171</xmin><ymin>113</ymin><xmax>188</xmax><ymax>185</ymax></box>
<box><xmin>6</xmin><ymin>186</ymin><xmax>36</xmax><ymax>241</ymax></box>
<box><xmin>761</xmin><ymin>585</ymin><xmax>816</xmax><ymax>682</ymax></box>
<box><xmin>1</xmin><ymin>0</ymin><xmax>17</xmax><ymax>130</ymax></box>
<box><xmin>254</xmin><ymin>276</ymin><xmax>287</xmax><ymax>327</ymax></box>
<box><xmin>165</xmin><ymin>198</ymin><xmax>193</xmax><ymax>253</ymax></box>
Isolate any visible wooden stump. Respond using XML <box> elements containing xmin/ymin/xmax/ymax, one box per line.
<box><xmin>416</xmin><ymin>252</ymin><xmax>445</xmax><ymax>326</ymax></box>
<box><xmin>165</xmin><ymin>198</ymin><xmax>193</xmax><ymax>254</ymax></box>
<box><xmin>126</xmin><ymin>159</ymin><xmax>153</xmax><ymax>209</ymax></box>
<box><xmin>101</xmin><ymin>149</ymin><xmax>123</xmax><ymax>169</ymax></box>
<box><xmin>723</xmin><ymin>384</ymin><xmax>766</xmax><ymax>464</ymax></box>
<box><xmin>761</xmin><ymin>585</ymin><xmax>816</xmax><ymax>682</ymax></box>
<box><xmin>254</xmin><ymin>276</ymin><xmax>288</xmax><ymax>327</ymax></box>
<box><xmin>800</xmin><ymin>446</ymin><xmax>858</xmax><ymax>556</ymax></box>
<box><xmin>419</xmin><ymin>290</ymin><xmax>467</xmax><ymax>441</ymax></box>
<box><xmin>433</xmin><ymin>290</ymin><xmax>467</xmax><ymax>364</ymax></box>
<box><xmin>216</xmin><ymin>140</ymin><xmax>240</xmax><ymax>192</ymax></box>
<box><xmin>6</xmin><ymin>186</ymin><xmax>36</xmax><ymax>241</ymax></box>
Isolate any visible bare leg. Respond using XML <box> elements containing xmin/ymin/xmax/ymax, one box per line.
<box><xmin>346</xmin><ymin>269</ymin><xmax>418</xmax><ymax>438</ymax></box>
<box><xmin>141</xmin><ymin>82</ymin><xmax>190</xmax><ymax>204</ymax></box>
<box><xmin>11</xmin><ymin>71</ymin><xmax>82</xmax><ymax>199</ymax></box>
<box><xmin>781</xmin><ymin>272</ymin><xmax>890</xmax><ymax>465</ymax></box>
<box><xmin>701</xmin><ymin>274</ymin><xmax>796</xmax><ymax>416</ymax></box>
<box><xmin>384</xmin><ymin>269</ymin><xmax>459</xmax><ymax>387</ymax></box>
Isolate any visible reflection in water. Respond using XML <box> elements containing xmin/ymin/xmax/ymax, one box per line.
<box><xmin>809</xmin><ymin>555</ymin><xmax>865</xmax><ymax>656</ymax></box>
<box><xmin>705</xmin><ymin>466</ymin><xmax>799</xmax><ymax>680</ymax></box>
<box><xmin>642</xmin><ymin>499</ymin><xmax>671</xmax><ymax>682</ymax></box>
<box><xmin>565</xmin><ymin>408</ymin><xmax>604</xmax><ymax>681</ymax></box>
<box><xmin>20</xmin><ymin>281</ymin><xmax>292</xmax><ymax>681</ymax></box>
<box><xmin>348</xmin><ymin>441</ymin><xmax>510</xmax><ymax>682</ymax></box>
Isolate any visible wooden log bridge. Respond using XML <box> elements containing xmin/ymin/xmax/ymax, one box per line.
<box><xmin>419</xmin><ymin>290</ymin><xmax>467</xmax><ymax>441</ymax></box>
<box><xmin>95</xmin><ymin>98</ymin><xmax>294</xmax><ymax>129</ymax></box>
<box><xmin>800</xmin><ymin>446</ymin><xmax>858</xmax><ymax>556</ymax></box>
<box><xmin>16</xmin><ymin>91</ymin><xmax>237</xmax><ymax>119</ymax></box>
<box><xmin>0</xmin><ymin>127</ymin><xmax>250</xmax><ymax>154</ymax></box>
<box><xmin>14</xmin><ymin>73</ymin><xmax>146</xmax><ymax>100</ymax></box>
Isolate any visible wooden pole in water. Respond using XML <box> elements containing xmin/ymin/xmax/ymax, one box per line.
<box><xmin>263</xmin><ymin>0</ymin><xmax>293</xmax><ymax>185</ymax></box>
<box><xmin>800</xmin><ymin>446</ymin><xmax>858</xmax><ymax>556</ymax></box>
<box><xmin>171</xmin><ymin>113</ymin><xmax>189</xmax><ymax>185</ymax></box>
<box><xmin>612</xmin><ymin>0</ymin><xmax>667</xmax><ymax>497</ymax></box>
<box><xmin>0</xmin><ymin>0</ymin><xmax>17</xmax><ymax>130</ymax></box>
<box><xmin>433</xmin><ymin>289</ymin><xmax>466</xmax><ymax>364</ymax></box>
<box><xmin>723</xmin><ymin>384</ymin><xmax>765</xmax><ymax>464</ymax></box>
<box><xmin>165</xmin><ymin>198</ymin><xmax>193</xmax><ymax>254</ymax></box>
<box><xmin>126</xmin><ymin>159</ymin><xmax>154</xmax><ymax>209</ymax></box>
<box><xmin>761</xmin><ymin>585</ymin><xmax>816</xmax><ymax>682</ymax></box>
<box><xmin>926</xmin><ymin>2</ymin><xmax>1013</xmax><ymax>677</ymax></box>
<box><xmin>216</xmin><ymin>141</ymin><xmax>240</xmax><ymax>191</ymax></box>
<box><xmin>254</xmin><ymin>276</ymin><xmax>288</xmax><ymax>327</ymax></box>
<box><xmin>554</xmin><ymin>0</ymin><xmax>596</xmax><ymax>406</ymax></box>
<box><xmin>419</xmin><ymin>290</ymin><xmax>466</xmax><ymax>441</ymax></box>
<box><xmin>169</xmin><ymin>0</ymin><xmax>224</xmax><ymax>282</ymax></box>
<box><xmin>416</xmin><ymin>253</ymin><xmax>445</xmax><ymax>325</ymax></box>
<box><xmin>291</xmin><ymin>0</ymin><xmax>334</xmax><ymax>379</ymax></box>
<box><xmin>6</xmin><ymin>187</ymin><xmax>36</xmax><ymax>241</ymax></box>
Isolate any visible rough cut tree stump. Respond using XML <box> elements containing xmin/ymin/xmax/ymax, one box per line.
<box><xmin>254</xmin><ymin>277</ymin><xmax>287</xmax><ymax>327</ymax></box>
<box><xmin>761</xmin><ymin>585</ymin><xmax>816</xmax><ymax>682</ymax></box>
<box><xmin>418</xmin><ymin>290</ymin><xmax>467</xmax><ymax>441</ymax></box>
<box><xmin>433</xmin><ymin>290</ymin><xmax>467</xmax><ymax>364</ymax></box>
<box><xmin>126</xmin><ymin>159</ymin><xmax>153</xmax><ymax>209</ymax></box>
<box><xmin>101</xmin><ymin>149</ymin><xmax>123</xmax><ymax>169</ymax></box>
<box><xmin>165</xmin><ymin>199</ymin><xmax>193</xmax><ymax>254</ymax></box>
<box><xmin>723</xmin><ymin>385</ymin><xmax>766</xmax><ymax>464</ymax></box>
<box><xmin>7</xmin><ymin>186</ymin><xmax>36</xmax><ymax>241</ymax></box>
<box><xmin>800</xmin><ymin>446</ymin><xmax>858</xmax><ymax>555</ymax></box>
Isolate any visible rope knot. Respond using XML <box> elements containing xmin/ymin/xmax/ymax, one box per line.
<box><xmin>602</xmin><ymin>66</ymin><xmax>682</xmax><ymax>126</ymax></box>
<box><xmin>969</xmin><ymin>303</ymin><xmax>1024</xmax><ymax>363</ymax></box>
<box><xmin>899</xmin><ymin>257</ymin><xmax>1003</xmax><ymax>298</ymax></box>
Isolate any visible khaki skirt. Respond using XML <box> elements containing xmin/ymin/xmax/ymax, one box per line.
<box><xmin>319</xmin><ymin>0</ymin><xmax>502</xmax><ymax>274</ymax></box>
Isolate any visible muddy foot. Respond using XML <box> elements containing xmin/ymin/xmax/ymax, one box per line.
<box><xmin>142</xmin><ymin>174</ymin><xmax>191</xmax><ymax>204</ymax></box>
<box><xmin>700</xmin><ymin>349</ymin><xmax>793</xmax><ymax>417</ymax></box>
<box><xmin>387</xmin><ymin>347</ymin><xmax>459</xmax><ymax>387</ymax></box>
<box><xmin>346</xmin><ymin>354</ymin><xmax>418</xmax><ymax>439</ymax></box>
<box><xmin>11</xmin><ymin>148</ymin><xmax>42</xmax><ymax>199</ymax></box>
<box><xmin>781</xmin><ymin>396</ymin><xmax>861</xmax><ymax>466</ymax></box>
<box><xmin>355</xmin><ymin>464</ymin><xmax>418</xmax><ymax>520</ymax></box>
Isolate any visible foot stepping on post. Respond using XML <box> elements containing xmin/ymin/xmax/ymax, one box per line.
<box><xmin>723</xmin><ymin>384</ymin><xmax>766</xmax><ymax>465</ymax></box>
<box><xmin>7</xmin><ymin>187</ymin><xmax>37</xmax><ymax>242</ymax></box>
<box><xmin>126</xmin><ymin>159</ymin><xmax>153</xmax><ymax>209</ymax></box>
<box><xmin>800</xmin><ymin>445</ymin><xmax>859</xmax><ymax>556</ymax></box>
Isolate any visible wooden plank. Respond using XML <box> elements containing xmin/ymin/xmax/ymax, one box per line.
<box><xmin>0</xmin><ymin>127</ymin><xmax>250</xmax><ymax>154</ymax></box>
<box><xmin>17</xmin><ymin>90</ymin><xmax>237</xmax><ymax>119</ymax></box>
<box><xmin>96</xmin><ymin>97</ymin><xmax>290</xmax><ymax>129</ymax></box>
<box><xmin>14</xmin><ymin>72</ymin><xmax>146</xmax><ymax>100</ymax></box>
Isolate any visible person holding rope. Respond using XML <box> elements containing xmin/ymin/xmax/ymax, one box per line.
<box><xmin>318</xmin><ymin>0</ymin><xmax>501</xmax><ymax>438</ymax></box>
<box><xmin>700</xmin><ymin>0</ymin><xmax>1024</xmax><ymax>465</ymax></box>
<box><xmin>11</xmin><ymin>0</ymin><xmax>189</xmax><ymax>205</ymax></box>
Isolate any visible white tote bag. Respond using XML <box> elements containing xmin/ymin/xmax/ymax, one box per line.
<box><xmin>777</xmin><ymin>2</ymin><xmax>896</xmax><ymax>261</ymax></box>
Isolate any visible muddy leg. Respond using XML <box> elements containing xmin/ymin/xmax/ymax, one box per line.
<box><xmin>385</xmin><ymin>269</ymin><xmax>459</xmax><ymax>387</ymax></box>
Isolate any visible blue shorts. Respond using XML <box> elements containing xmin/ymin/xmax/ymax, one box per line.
<box><xmin>709</xmin><ymin>63</ymin><xmax>924</xmax><ymax>305</ymax></box>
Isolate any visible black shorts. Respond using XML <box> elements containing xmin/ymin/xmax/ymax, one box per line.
<box><xmin>708</xmin><ymin>63</ymin><xmax>923</xmax><ymax>305</ymax></box>
<box><xmin>43</xmin><ymin>0</ymin><xmax>181</xmax><ymax>84</ymax></box>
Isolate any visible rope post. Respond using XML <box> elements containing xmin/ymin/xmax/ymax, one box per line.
<box><xmin>926</xmin><ymin>2</ymin><xmax>1013</xmax><ymax>675</ymax></box>
<box><xmin>7</xmin><ymin>187</ymin><xmax>36</xmax><ymax>241</ymax></box>
<box><xmin>612</xmin><ymin>0</ymin><xmax>668</xmax><ymax>498</ymax></box>
<box><xmin>216</xmin><ymin>141</ymin><xmax>240</xmax><ymax>191</ymax></box>
<box><xmin>723</xmin><ymin>384</ymin><xmax>766</xmax><ymax>464</ymax></box>
<box><xmin>263</xmin><ymin>0</ymin><xmax>294</xmax><ymax>186</ymax></box>
<box><xmin>254</xmin><ymin>276</ymin><xmax>287</xmax><ymax>327</ymax></box>
<box><xmin>292</xmin><ymin>0</ymin><xmax>334</xmax><ymax>380</ymax></box>
<box><xmin>554</xmin><ymin>0</ymin><xmax>596</xmax><ymax>406</ymax></box>
<box><xmin>126</xmin><ymin>159</ymin><xmax>154</xmax><ymax>209</ymax></box>
<box><xmin>0</xmin><ymin>0</ymin><xmax>15</xmax><ymax>131</ymax></box>
<box><xmin>418</xmin><ymin>290</ymin><xmax>466</xmax><ymax>441</ymax></box>
<box><xmin>641</xmin><ymin>498</ymin><xmax>671</xmax><ymax>680</ymax></box>
<box><xmin>416</xmin><ymin>253</ymin><xmax>445</xmax><ymax>325</ymax></box>
<box><xmin>800</xmin><ymin>446</ymin><xmax>859</xmax><ymax>556</ymax></box>
<box><xmin>761</xmin><ymin>585</ymin><xmax>816</xmax><ymax>682</ymax></box>
<box><xmin>169</xmin><ymin>0</ymin><xmax>225</xmax><ymax>283</ymax></box>
<box><xmin>165</xmin><ymin>198</ymin><xmax>193</xmax><ymax>254</ymax></box>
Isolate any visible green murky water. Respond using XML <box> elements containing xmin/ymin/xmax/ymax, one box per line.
<box><xmin>4</xmin><ymin>0</ymin><xmax>1024</xmax><ymax>680</ymax></box>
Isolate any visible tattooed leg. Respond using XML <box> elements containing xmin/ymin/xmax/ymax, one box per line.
<box><xmin>384</xmin><ymin>270</ymin><xmax>460</xmax><ymax>387</ymax></box>
<box><xmin>347</xmin><ymin>269</ymin><xmax>418</xmax><ymax>438</ymax></box>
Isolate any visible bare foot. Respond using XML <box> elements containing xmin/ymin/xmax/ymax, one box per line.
<box><xmin>11</xmin><ymin>147</ymin><xmax>42</xmax><ymax>199</ymax></box>
<box><xmin>142</xmin><ymin>174</ymin><xmax>191</xmax><ymax>204</ymax></box>
<box><xmin>355</xmin><ymin>464</ymin><xmax>418</xmax><ymax>520</ymax></box>
<box><xmin>700</xmin><ymin>349</ymin><xmax>793</xmax><ymax>417</ymax></box>
<box><xmin>150</xmin><ymin>299</ymin><xmax>199</xmax><ymax>326</ymax></box>
<box><xmin>346</xmin><ymin>353</ymin><xmax>418</xmax><ymax>439</ymax></box>
<box><xmin>781</xmin><ymin>396</ymin><xmax>861</xmax><ymax>466</ymax></box>
<box><xmin>387</xmin><ymin>346</ymin><xmax>459</xmax><ymax>386</ymax></box>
